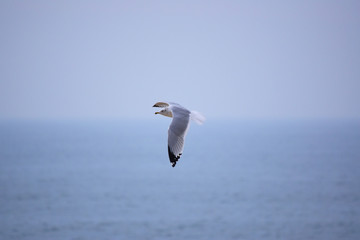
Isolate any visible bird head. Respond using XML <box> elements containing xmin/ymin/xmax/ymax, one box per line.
<box><xmin>155</xmin><ymin>108</ymin><xmax>173</xmax><ymax>118</ymax></box>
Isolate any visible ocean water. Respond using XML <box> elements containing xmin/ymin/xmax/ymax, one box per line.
<box><xmin>0</xmin><ymin>119</ymin><xmax>359</xmax><ymax>240</ymax></box>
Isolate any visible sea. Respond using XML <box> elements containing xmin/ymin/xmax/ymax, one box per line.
<box><xmin>0</xmin><ymin>119</ymin><xmax>359</xmax><ymax>240</ymax></box>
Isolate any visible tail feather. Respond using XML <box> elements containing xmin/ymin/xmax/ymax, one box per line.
<box><xmin>190</xmin><ymin>111</ymin><xmax>206</xmax><ymax>125</ymax></box>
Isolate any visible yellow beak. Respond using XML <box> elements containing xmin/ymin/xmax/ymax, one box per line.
<box><xmin>155</xmin><ymin>112</ymin><xmax>159</xmax><ymax>114</ymax></box>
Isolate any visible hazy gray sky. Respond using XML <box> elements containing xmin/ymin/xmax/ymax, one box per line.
<box><xmin>1</xmin><ymin>0</ymin><xmax>359</xmax><ymax>120</ymax></box>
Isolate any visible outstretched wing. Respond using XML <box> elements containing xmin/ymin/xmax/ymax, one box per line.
<box><xmin>153</xmin><ymin>102</ymin><xmax>170</xmax><ymax>108</ymax></box>
<box><xmin>167</xmin><ymin>105</ymin><xmax>191</xmax><ymax>167</ymax></box>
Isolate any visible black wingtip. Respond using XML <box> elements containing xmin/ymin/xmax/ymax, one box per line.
<box><xmin>168</xmin><ymin>146</ymin><xmax>181</xmax><ymax>167</ymax></box>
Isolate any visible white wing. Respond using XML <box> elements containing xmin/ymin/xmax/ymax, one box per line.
<box><xmin>167</xmin><ymin>104</ymin><xmax>191</xmax><ymax>167</ymax></box>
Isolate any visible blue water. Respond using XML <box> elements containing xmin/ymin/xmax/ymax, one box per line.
<box><xmin>1</xmin><ymin>120</ymin><xmax>359</xmax><ymax>240</ymax></box>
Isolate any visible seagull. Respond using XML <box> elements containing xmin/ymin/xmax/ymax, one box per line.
<box><xmin>153</xmin><ymin>102</ymin><xmax>205</xmax><ymax>167</ymax></box>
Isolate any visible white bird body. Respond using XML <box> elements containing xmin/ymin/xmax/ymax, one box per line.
<box><xmin>153</xmin><ymin>102</ymin><xmax>205</xmax><ymax>167</ymax></box>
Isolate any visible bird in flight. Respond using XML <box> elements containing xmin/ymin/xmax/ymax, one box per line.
<box><xmin>153</xmin><ymin>102</ymin><xmax>205</xmax><ymax>167</ymax></box>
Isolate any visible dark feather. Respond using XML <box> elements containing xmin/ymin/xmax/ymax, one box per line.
<box><xmin>168</xmin><ymin>145</ymin><xmax>181</xmax><ymax>167</ymax></box>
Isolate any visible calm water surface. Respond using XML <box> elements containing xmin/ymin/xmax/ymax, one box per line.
<box><xmin>0</xmin><ymin>120</ymin><xmax>359</xmax><ymax>240</ymax></box>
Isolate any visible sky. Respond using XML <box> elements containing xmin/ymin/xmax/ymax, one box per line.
<box><xmin>0</xmin><ymin>0</ymin><xmax>359</xmax><ymax>120</ymax></box>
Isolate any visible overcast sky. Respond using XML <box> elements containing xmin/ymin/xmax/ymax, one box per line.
<box><xmin>1</xmin><ymin>1</ymin><xmax>359</xmax><ymax>120</ymax></box>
